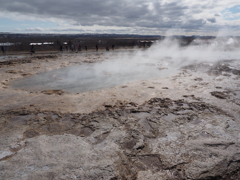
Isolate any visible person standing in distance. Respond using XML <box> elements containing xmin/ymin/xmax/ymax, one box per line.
<box><xmin>1</xmin><ymin>46</ymin><xmax>5</xmax><ymax>54</ymax></box>
<box><xmin>96</xmin><ymin>44</ymin><xmax>98</xmax><ymax>51</ymax></box>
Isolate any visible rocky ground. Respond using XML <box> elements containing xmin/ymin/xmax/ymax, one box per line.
<box><xmin>0</xmin><ymin>51</ymin><xmax>240</xmax><ymax>180</ymax></box>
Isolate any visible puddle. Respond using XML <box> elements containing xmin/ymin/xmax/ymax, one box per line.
<box><xmin>9</xmin><ymin>59</ymin><xmax>179</xmax><ymax>93</ymax></box>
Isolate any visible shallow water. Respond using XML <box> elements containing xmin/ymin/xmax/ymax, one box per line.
<box><xmin>10</xmin><ymin>59</ymin><xmax>179</xmax><ymax>93</ymax></box>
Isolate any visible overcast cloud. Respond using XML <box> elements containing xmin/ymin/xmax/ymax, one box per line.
<box><xmin>0</xmin><ymin>0</ymin><xmax>240</xmax><ymax>35</ymax></box>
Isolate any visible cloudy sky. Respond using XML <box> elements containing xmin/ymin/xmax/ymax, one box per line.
<box><xmin>0</xmin><ymin>0</ymin><xmax>239</xmax><ymax>35</ymax></box>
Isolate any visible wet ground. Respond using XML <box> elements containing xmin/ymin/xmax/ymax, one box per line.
<box><xmin>0</xmin><ymin>50</ymin><xmax>240</xmax><ymax>180</ymax></box>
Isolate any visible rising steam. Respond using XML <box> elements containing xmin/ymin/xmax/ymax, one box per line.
<box><xmin>11</xmin><ymin>37</ymin><xmax>240</xmax><ymax>93</ymax></box>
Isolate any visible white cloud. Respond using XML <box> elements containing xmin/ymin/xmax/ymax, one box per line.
<box><xmin>0</xmin><ymin>0</ymin><xmax>239</xmax><ymax>35</ymax></box>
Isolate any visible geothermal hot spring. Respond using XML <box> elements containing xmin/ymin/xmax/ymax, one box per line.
<box><xmin>10</xmin><ymin>38</ymin><xmax>240</xmax><ymax>93</ymax></box>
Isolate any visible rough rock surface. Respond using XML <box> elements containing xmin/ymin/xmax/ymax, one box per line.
<box><xmin>0</xmin><ymin>96</ymin><xmax>240</xmax><ymax>180</ymax></box>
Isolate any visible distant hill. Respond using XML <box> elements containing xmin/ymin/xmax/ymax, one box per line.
<box><xmin>0</xmin><ymin>33</ymin><xmax>162</xmax><ymax>39</ymax></box>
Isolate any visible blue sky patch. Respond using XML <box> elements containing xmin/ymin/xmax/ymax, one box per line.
<box><xmin>228</xmin><ymin>5</ymin><xmax>240</xmax><ymax>14</ymax></box>
<box><xmin>222</xmin><ymin>5</ymin><xmax>240</xmax><ymax>21</ymax></box>
<box><xmin>0</xmin><ymin>18</ymin><xmax>57</xmax><ymax>32</ymax></box>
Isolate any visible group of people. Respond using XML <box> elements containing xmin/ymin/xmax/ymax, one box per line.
<box><xmin>60</xmin><ymin>44</ymin><xmax>115</xmax><ymax>52</ymax></box>
<box><xmin>61</xmin><ymin>44</ymin><xmax>87</xmax><ymax>52</ymax></box>
<box><xmin>0</xmin><ymin>44</ymin><xmax>116</xmax><ymax>55</ymax></box>
<box><xmin>105</xmin><ymin>45</ymin><xmax>115</xmax><ymax>51</ymax></box>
